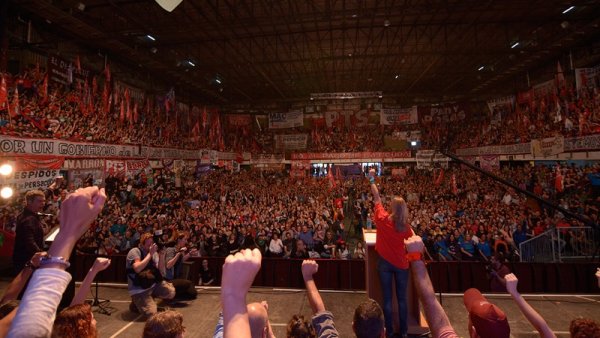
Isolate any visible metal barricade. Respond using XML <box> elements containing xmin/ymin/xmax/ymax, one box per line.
<box><xmin>557</xmin><ymin>226</ymin><xmax>597</xmax><ymax>261</ymax></box>
<box><xmin>519</xmin><ymin>230</ymin><xmax>556</xmax><ymax>263</ymax></box>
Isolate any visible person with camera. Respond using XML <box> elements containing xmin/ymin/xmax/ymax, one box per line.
<box><xmin>126</xmin><ymin>232</ymin><xmax>175</xmax><ymax>318</ymax></box>
<box><xmin>160</xmin><ymin>235</ymin><xmax>198</xmax><ymax>300</ymax></box>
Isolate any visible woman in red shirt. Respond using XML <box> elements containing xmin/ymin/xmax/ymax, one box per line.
<box><xmin>368</xmin><ymin>169</ymin><xmax>413</xmax><ymax>338</ymax></box>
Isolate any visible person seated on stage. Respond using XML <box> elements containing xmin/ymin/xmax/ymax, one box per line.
<box><xmin>143</xmin><ymin>310</ymin><xmax>186</xmax><ymax>338</ymax></box>
<box><xmin>404</xmin><ymin>235</ymin><xmax>460</xmax><ymax>338</ymax></box>
<box><xmin>160</xmin><ymin>235</ymin><xmax>197</xmax><ymax>300</ymax></box>
<box><xmin>504</xmin><ymin>273</ymin><xmax>555</xmax><ymax>338</ymax></box>
<box><xmin>219</xmin><ymin>248</ymin><xmax>263</xmax><ymax>338</ymax></box>
<box><xmin>213</xmin><ymin>301</ymin><xmax>276</xmax><ymax>338</ymax></box>
<box><xmin>7</xmin><ymin>187</ymin><xmax>107</xmax><ymax>338</ymax></box>
<box><xmin>126</xmin><ymin>233</ymin><xmax>176</xmax><ymax>318</ymax></box>
<box><xmin>199</xmin><ymin>259</ymin><xmax>215</xmax><ymax>286</ymax></box>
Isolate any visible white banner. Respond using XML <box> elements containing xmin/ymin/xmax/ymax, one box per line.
<box><xmin>268</xmin><ymin>110</ymin><xmax>304</xmax><ymax>129</ymax></box>
<box><xmin>274</xmin><ymin>134</ymin><xmax>308</xmax><ymax>150</ymax></box>
<box><xmin>380</xmin><ymin>106</ymin><xmax>418</xmax><ymax>125</ymax></box>
<box><xmin>62</xmin><ymin>159</ymin><xmax>105</xmax><ymax>170</ymax></box>
<box><xmin>415</xmin><ymin>150</ymin><xmax>450</xmax><ymax>170</ymax></box>
<box><xmin>531</xmin><ymin>136</ymin><xmax>565</xmax><ymax>157</ymax></box>
<box><xmin>5</xmin><ymin>168</ymin><xmax>60</xmax><ymax>192</ymax></box>
<box><xmin>486</xmin><ymin>96</ymin><xmax>515</xmax><ymax>115</ymax></box>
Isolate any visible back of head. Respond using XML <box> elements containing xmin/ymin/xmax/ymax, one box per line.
<box><xmin>353</xmin><ymin>299</ymin><xmax>384</xmax><ymax>338</ymax></box>
<box><xmin>143</xmin><ymin>310</ymin><xmax>185</xmax><ymax>338</ymax></box>
<box><xmin>463</xmin><ymin>288</ymin><xmax>510</xmax><ymax>338</ymax></box>
<box><xmin>390</xmin><ymin>197</ymin><xmax>408</xmax><ymax>232</ymax></box>
<box><xmin>570</xmin><ymin>318</ymin><xmax>600</xmax><ymax>338</ymax></box>
<box><xmin>286</xmin><ymin>314</ymin><xmax>315</xmax><ymax>338</ymax></box>
<box><xmin>247</xmin><ymin>302</ymin><xmax>268</xmax><ymax>338</ymax></box>
<box><xmin>52</xmin><ymin>304</ymin><xmax>96</xmax><ymax>338</ymax></box>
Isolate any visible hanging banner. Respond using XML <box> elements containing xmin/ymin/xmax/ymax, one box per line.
<box><xmin>415</xmin><ymin>150</ymin><xmax>450</xmax><ymax>170</ymax></box>
<box><xmin>532</xmin><ymin>79</ymin><xmax>555</xmax><ymax>98</ymax></box>
<box><xmin>274</xmin><ymin>134</ymin><xmax>308</xmax><ymax>150</ymax></box>
<box><xmin>291</xmin><ymin>151</ymin><xmax>410</xmax><ymax>160</ymax></box>
<box><xmin>17</xmin><ymin>156</ymin><xmax>64</xmax><ymax>171</ymax></box>
<box><xmin>380</xmin><ymin>106</ymin><xmax>418</xmax><ymax>125</ymax></box>
<box><xmin>486</xmin><ymin>96</ymin><xmax>515</xmax><ymax>115</ymax></box>
<box><xmin>456</xmin><ymin>143</ymin><xmax>532</xmax><ymax>156</ymax></box>
<box><xmin>126</xmin><ymin>159</ymin><xmax>150</xmax><ymax>173</ymax></box>
<box><xmin>47</xmin><ymin>55</ymin><xmax>91</xmax><ymax>86</ymax></box>
<box><xmin>268</xmin><ymin>110</ymin><xmax>304</xmax><ymax>129</ymax></box>
<box><xmin>418</xmin><ymin>103</ymin><xmax>469</xmax><ymax>124</ymax></box>
<box><xmin>226</xmin><ymin>114</ymin><xmax>252</xmax><ymax>126</ymax></box>
<box><xmin>3</xmin><ymin>158</ymin><xmax>62</xmax><ymax>192</ymax></box>
<box><xmin>105</xmin><ymin>160</ymin><xmax>126</xmax><ymax>177</ymax></box>
<box><xmin>63</xmin><ymin>159</ymin><xmax>104</xmax><ymax>170</ymax></box>
<box><xmin>479</xmin><ymin>155</ymin><xmax>500</xmax><ymax>171</ymax></box>
<box><xmin>531</xmin><ymin>136</ymin><xmax>564</xmax><ymax>157</ymax></box>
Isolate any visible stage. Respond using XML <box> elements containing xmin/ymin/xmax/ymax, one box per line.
<box><xmin>2</xmin><ymin>280</ymin><xmax>595</xmax><ymax>338</ymax></box>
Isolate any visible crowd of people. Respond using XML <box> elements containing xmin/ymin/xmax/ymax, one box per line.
<box><xmin>1</xmin><ymin>157</ymin><xmax>599</xmax><ymax>268</ymax></box>
<box><xmin>2</xmin><ymin>67</ymin><xmax>600</xmax><ymax>154</ymax></box>
<box><xmin>1</xmin><ymin>185</ymin><xmax>599</xmax><ymax>338</ymax></box>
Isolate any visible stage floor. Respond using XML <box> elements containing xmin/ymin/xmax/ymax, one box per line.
<box><xmin>2</xmin><ymin>281</ymin><xmax>600</xmax><ymax>337</ymax></box>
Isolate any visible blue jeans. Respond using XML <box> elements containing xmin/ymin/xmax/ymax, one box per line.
<box><xmin>378</xmin><ymin>257</ymin><xmax>409</xmax><ymax>337</ymax></box>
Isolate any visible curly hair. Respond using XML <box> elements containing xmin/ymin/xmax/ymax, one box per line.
<box><xmin>52</xmin><ymin>303</ymin><xmax>97</xmax><ymax>338</ymax></box>
<box><xmin>570</xmin><ymin>318</ymin><xmax>600</xmax><ymax>338</ymax></box>
<box><xmin>286</xmin><ymin>314</ymin><xmax>315</xmax><ymax>338</ymax></box>
<box><xmin>143</xmin><ymin>310</ymin><xmax>185</xmax><ymax>338</ymax></box>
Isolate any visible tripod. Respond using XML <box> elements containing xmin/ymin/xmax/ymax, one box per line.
<box><xmin>91</xmin><ymin>278</ymin><xmax>111</xmax><ymax>315</ymax></box>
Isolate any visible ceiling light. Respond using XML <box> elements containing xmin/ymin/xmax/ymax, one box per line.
<box><xmin>478</xmin><ymin>66</ymin><xmax>484</xmax><ymax>71</ymax></box>
<box><xmin>562</xmin><ymin>6</ymin><xmax>575</xmax><ymax>14</ymax></box>
<box><xmin>215</xmin><ymin>78</ymin><xmax>221</xmax><ymax>84</ymax></box>
<box><xmin>146</xmin><ymin>34</ymin><xmax>156</xmax><ymax>41</ymax></box>
<box><xmin>394</xmin><ymin>74</ymin><xmax>399</xmax><ymax>79</ymax></box>
<box><xmin>187</xmin><ymin>60</ymin><xmax>195</xmax><ymax>67</ymax></box>
<box><xmin>511</xmin><ymin>42</ymin><xmax>520</xmax><ymax>49</ymax></box>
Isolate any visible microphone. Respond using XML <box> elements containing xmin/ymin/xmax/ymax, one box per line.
<box><xmin>37</xmin><ymin>212</ymin><xmax>55</xmax><ymax>217</ymax></box>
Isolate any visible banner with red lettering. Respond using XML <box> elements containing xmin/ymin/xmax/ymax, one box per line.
<box><xmin>4</xmin><ymin>158</ymin><xmax>62</xmax><ymax>192</ymax></box>
<box><xmin>380</xmin><ymin>106</ymin><xmax>418</xmax><ymax>125</ymax></box>
<box><xmin>291</xmin><ymin>151</ymin><xmax>411</xmax><ymax>160</ymax></box>
<box><xmin>105</xmin><ymin>160</ymin><xmax>126</xmax><ymax>177</ymax></box>
<box><xmin>226</xmin><ymin>114</ymin><xmax>252</xmax><ymax>126</ymax></box>
<box><xmin>17</xmin><ymin>156</ymin><xmax>65</xmax><ymax>171</ymax></box>
<box><xmin>126</xmin><ymin>159</ymin><xmax>150</xmax><ymax>173</ymax></box>
<box><xmin>479</xmin><ymin>155</ymin><xmax>500</xmax><ymax>171</ymax></box>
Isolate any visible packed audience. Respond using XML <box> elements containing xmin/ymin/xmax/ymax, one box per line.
<box><xmin>3</xmin><ymin>68</ymin><xmax>600</xmax><ymax>154</ymax></box>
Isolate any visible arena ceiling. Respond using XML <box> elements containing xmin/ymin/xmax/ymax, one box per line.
<box><xmin>7</xmin><ymin>0</ymin><xmax>600</xmax><ymax>110</ymax></box>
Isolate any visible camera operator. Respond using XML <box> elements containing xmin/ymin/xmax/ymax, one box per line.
<box><xmin>160</xmin><ymin>235</ymin><xmax>198</xmax><ymax>300</ymax></box>
<box><xmin>488</xmin><ymin>254</ymin><xmax>511</xmax><ymax>292</ymax></box>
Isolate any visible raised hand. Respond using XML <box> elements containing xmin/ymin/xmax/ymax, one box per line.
<box><xmin>222</xmin><ymin>248</ymin><xmax>262</xmax><ymax>299</ymax></box>
<box><xmin>505</xmin><ymin>273</ymin><xmax>519</xmax><ymax>296</ymax></box>
<box><xmin>301</xmin><ymin>260</ymin><xmax>319</xmax><ymax>281</ymax></box>
<box><xmin>92</xmin><ymin>257</ymin><xmax>111</xmax><ymax>272</ymax></box>
<box><xmin>404</xmin><ymin>235</ymin><xmax>425</xmax><ymax>253</ymax></box>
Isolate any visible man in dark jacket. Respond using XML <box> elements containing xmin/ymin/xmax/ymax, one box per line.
<box><xmin>13</xmin><ymin>190</ymin><xmax>46</xmax><ymax>273</ymax></box>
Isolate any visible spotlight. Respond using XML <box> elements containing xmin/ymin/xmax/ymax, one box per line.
<box><xmin>1</xmin><ymin>186</ymin><xmax>13</xmax><ymax>199</ymax></box>
<box><xmin>0</xmin><ymin>163</ymin><xmax>13</xmax><ymax>176</ymax></box>
<box><xmin>511</xmin><ymin>42</ymin><xmax>519</xmax><ymax>49</ymax></box>
<box><xmin>562</xmin><ymin>6</ymin><xmax>575</xmax><ymax>14</ymax></box>
<box><xmin>478</xmin><ymin>66</ymin><xmax>484</xmax><ymax>71</ymax></box>
<box><xmin>410</xmin><ymin>141</ymin><xmax>417</xmax><ymax>147</ymax></box>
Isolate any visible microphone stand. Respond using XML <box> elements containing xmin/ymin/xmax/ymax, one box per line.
<box><xmin>91</xmin><ymin>257</ymin><xmax>112</xmax><ymax>316</ymax></box>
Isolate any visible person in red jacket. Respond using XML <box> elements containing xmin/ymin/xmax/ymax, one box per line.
<box><xmin>368</xmin><ymin>169</ymin><xmax>413</xmax><ymax>338</ymax></box>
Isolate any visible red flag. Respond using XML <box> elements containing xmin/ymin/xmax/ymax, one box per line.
<box><xmin>434</xmin><ymin>168</ymin><xmax>444</xmax><ymax>186</ymax></box>
<box><xmin>75</xmin><ymin>55</ymin><xmax>81</xmax><ymax>71</ymax></box>
<box><xmin>92</xmin><ymin>76</ymin><xmax>97</xmax><ymax>97</ymax></box>
<box><xmin>9</xmin><ymin>86</ymin><xmax>20</xmax><ymax>117</ymax></box>
<box><xmin>133</xmin><ymin>102</ymin><xmax>139</xmax><ymax>123</ymax></box>
<box><xmin>120</xmin><ymin>100</ymin><xmax>125</xmax><ymax>122</ymax></box>
<box><xmin>102</xmin><ymin>82</ymin><xmax>109</xmax><ymax>114</ymax></box>
<box><xmin>555</xmin><ymin>165</ymin><xmax>564</xmax><ymax>193</ymax></box>
<box><xmin>451</xmin><ymin>174</ymin><xmax>458</xmax><ymax>195</ymax></box>
<box><xmin>104</xmin><ymin>63</ymin><xmax>111</xmax><ymax>83</ymax></box>
<box><xmin>0</xmin><ymin>76</ymin><xmax>8</xmax><ymax>110</ymax></box>
<box><xmin>41</xmin><ymin>74</ymin><xmax>48</xmax><ymax>102</ymax></box>
<box><xmin>327</xmin><ymin>166</ymin><xmax>337</xmax><ymax>189</ymax></box>
<box><xmin>556</xmin><ymin>61</ymin><xmax>565</xmax><ymax>89</ymax></box>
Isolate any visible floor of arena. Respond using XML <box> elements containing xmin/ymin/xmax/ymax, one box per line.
<box><xmin>6</xmin><ymin>281</ymin><xmax>595</xmax><ymax>338</ymax></box>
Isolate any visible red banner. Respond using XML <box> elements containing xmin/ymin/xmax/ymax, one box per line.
<box><xmin>17</xmin><ymin>156</ymin><xmax>65</xmax><ymax>171</ymax></box>
<box><xmin>226</xmin><ymin>114</ymin><xmax>252</xmax><ymax>126</ymax></box>
<box><xmin>291</xmin><ymin>151</ymin><xmax>411</xmax><ymax>160</ymax></box>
